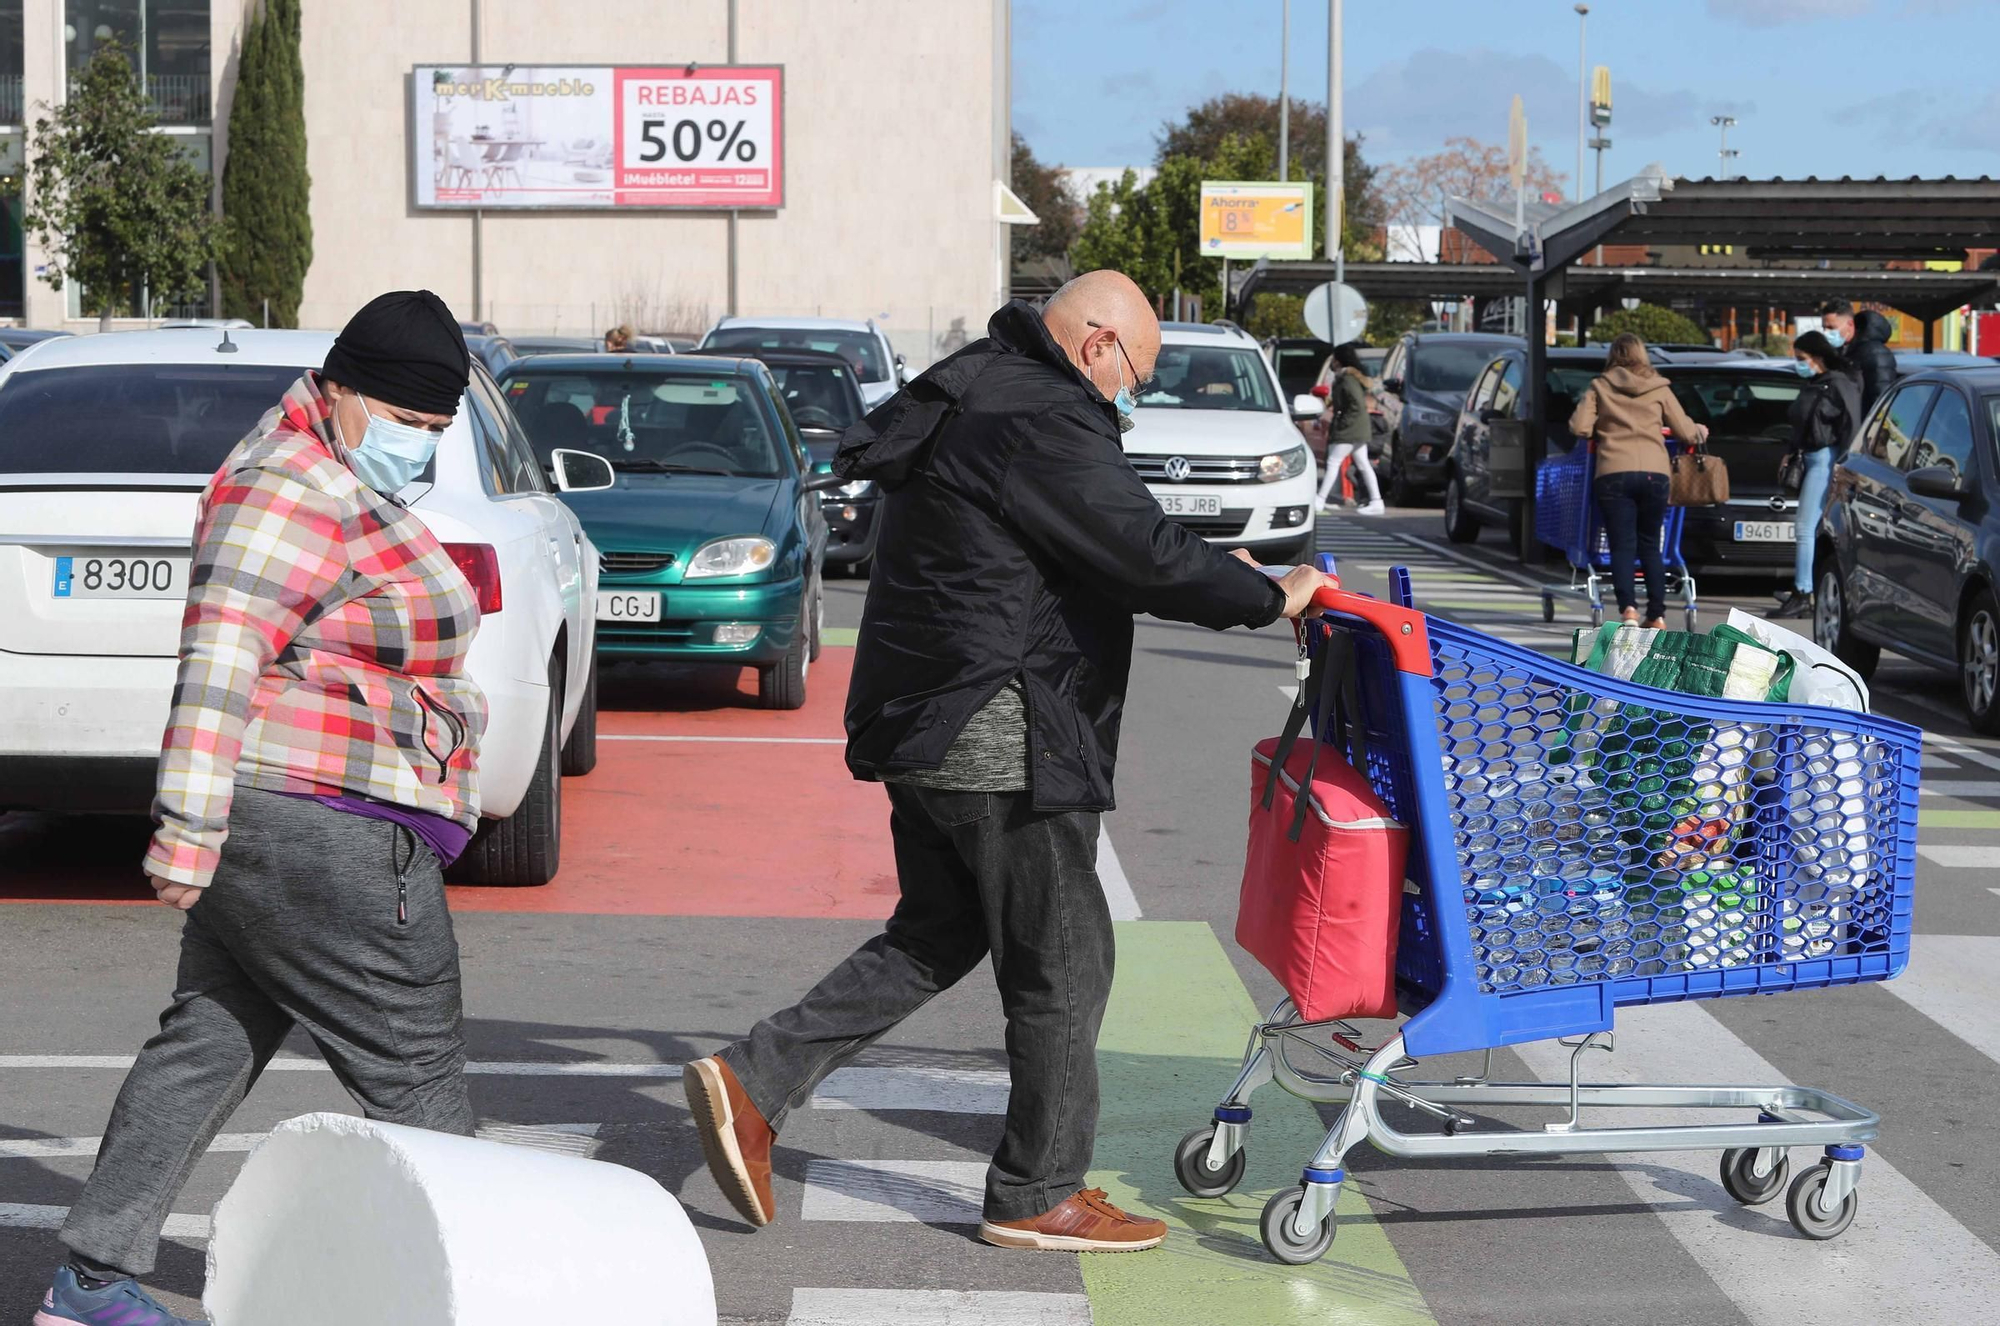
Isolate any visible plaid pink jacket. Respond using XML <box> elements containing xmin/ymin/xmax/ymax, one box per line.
<box><xmin>146</xmin><ymin>373</ymin><xmax>487</xmax><ymax>889</ymax></box>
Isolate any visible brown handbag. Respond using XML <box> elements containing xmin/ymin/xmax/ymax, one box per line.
<box><xmin>1669</xmin><ymin>445</ymin><xmax>1730</xmax><ymax>506</ymax></box>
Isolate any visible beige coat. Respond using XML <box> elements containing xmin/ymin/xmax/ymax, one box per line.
<box><xmin>1568</xmin><ymin>365</ymin><xmax>1704</xmax><ymax>477</ymax></box>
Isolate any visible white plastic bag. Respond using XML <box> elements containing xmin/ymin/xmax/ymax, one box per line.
<box><xmin>1723</xmin><ymin>609</ymin><xmax>1869</xmax><ymax>711</ymax></box>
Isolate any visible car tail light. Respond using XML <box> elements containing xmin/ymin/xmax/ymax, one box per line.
<box><xmin>442</xmin><ymin>542</ymin><xmax>503</xmax><ymax>614</ymax></box>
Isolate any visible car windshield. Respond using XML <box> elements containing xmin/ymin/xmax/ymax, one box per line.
<box><xmin>1663</xmin><ymin>372</ymin><xmax>1804</xmax><ymax>442</ymax></box>
<box><xmin>502</xmin><ymin>368</ymin><xmax>784</xmax><ymax>478</ymax></box>
<box><xmin>706</xmin><ymin>327</ymin><xmax>888</xmax><ymax>382</ymax></box>
<box><xmin>766</xmin><ymin>362</ymin><xmax>862</xmax><ymax>432</ymax></box>
<box><xmin>1410</xmin><ymin>344</ymin><xmax>1501</xmax><ymax>395</ymax></box>
<box><xmin>0</xmin><ymin>363</ymin><xmax>303</xmax><ymax>475</ymax></box>
<box><xmin>1136</xmin><ymin>346</ymin><xmax>1278</xmax><ymax>412</ymax></box>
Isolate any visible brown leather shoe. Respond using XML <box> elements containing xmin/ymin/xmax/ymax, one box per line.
<box><xmin>684</xmin><ymin>1056</ymin><xmax>775</xmax><ymax>1227</ymax></box>
<box><xmin>978</xmin><ymin>1188</ymin><xmax>1167</xmax><ymax>1252</ymax></box>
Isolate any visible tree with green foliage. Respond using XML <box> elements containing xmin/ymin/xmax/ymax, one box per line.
<box><xmin>1586</xmin><ymin>302</ymin><xmax>1713</xmax><ymax>347</ymax></box>
<box><xmin>1009</xmin><ymin>131</ymin><xmax>1079</xmax><ymax>268</ymax></box>
<box><xmin>25</xmin><ymin>43</ymin><xmax>226</xmax><ymax>330</ymax></box>
<box><xmin>220</xmin><ymin>0</ymin><xmax>311</xmax><ymax>326</ymax></box>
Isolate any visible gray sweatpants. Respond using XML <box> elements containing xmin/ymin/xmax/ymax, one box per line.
<box><xmin>61</xmin><ymin>787</ymin><xmax>474</xmax><ymax>1277</ymax></box>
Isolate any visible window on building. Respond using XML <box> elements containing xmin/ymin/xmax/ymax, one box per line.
<box><xmin>66</xmin><ymin>1</ymin><xmax>211</xmax><ymax>125</ymax></box>
<box><xmin>0</xmin><ymin>2</ymin><xmax>22</xmax><ymax>125</ymax></box>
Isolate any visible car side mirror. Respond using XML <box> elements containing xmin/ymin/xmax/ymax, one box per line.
<box><xmin>802</xmin><ymin>471</ymin><xmax>849</xmax><ymax>493</ymax></box>
<box><xmin>1383</xmin><ymin>377</ymin><xmax>1405</xmax><ymax>395</ymax></box>
<box><xmin>550</xmin><ymin>448</ymin><xmax>615</xmax><ymax>493</ymax></box>
<box><xmin>893</xmin><ymin>353</ymin><xmax>908</xmax><ymax>384</ymax></box>
<box><xmin>1291</xmin><ymin>393</ymin><xmax>1323</xmax><ymax>418</ymax></box>
<box><xmin>1907</xmin><ymin>465</ymin><xmax>1970</xmax><ymax>503</ymax></box>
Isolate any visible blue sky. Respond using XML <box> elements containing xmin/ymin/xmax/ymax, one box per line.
<box><xmin>1013</xmin><ymin>0</ymin><xmax>1996</xmax><ymax>205</ymax></box>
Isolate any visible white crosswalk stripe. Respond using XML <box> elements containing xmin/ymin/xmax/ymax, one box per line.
<box><xmin>1916</xmin><ymin>845</ymin><xmax>2000</xmax><ymax>867</ymax></box>
<box><xmin>787</xmin><ymin>1289</ymin><xmax>1093</xmax><ymax>1325</ymax></box>
<box><xmin>810</xmin><ymin>1066</ymin><xmax>1010</xmax><ymax>1113</ymax></box>
<box><xmin>799</xmin><ymin>1159</ymin><xmax>988</xmax><ymax>1223</ymax></box>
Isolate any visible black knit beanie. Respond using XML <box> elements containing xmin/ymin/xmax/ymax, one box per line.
<box><xmin>322</xmin><ymin>290</ymin><xmax>470</xmax><ymax>416</ymax></box>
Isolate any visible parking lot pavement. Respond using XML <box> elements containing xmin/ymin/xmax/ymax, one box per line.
<box><xmin>6</xmin><ymin>523</ymin><xmax>2000</xmax><ymax>1323</ymax></box>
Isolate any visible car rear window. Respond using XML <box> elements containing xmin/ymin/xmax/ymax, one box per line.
<box><xmin>1662</xmin><ymin>371</ymin><xmax>1803</xmax><ymax>442</ymax></box>
<box><xmin>0</xmin><ymin>363</ymin><xmax>302</xmax><ymax>475</ymax></box>
<box><xmin>502</xmin><ymin>367</ymin><xmax>785</xmax><ymax>478</ymax></box>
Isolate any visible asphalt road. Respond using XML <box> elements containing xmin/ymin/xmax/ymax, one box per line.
<box><xmin>3</xmin><ymin>503</ymin><xmax>1996</xmax><ymax>1324</ymax></box>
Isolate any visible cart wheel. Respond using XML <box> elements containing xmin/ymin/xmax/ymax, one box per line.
<box><xmin>1173</xmin><ymin>1125</ymin><xmax>1247</xmax><ymax>1198</ymax></box>
<box><xmin>1589</xmin><ymin>602</ymin><xmax>1604</xmax><ymax>629</ymax></box>
<box><xmin>1720</xmin><ymin>1147</ymin><xmax>1790</xmax><ymax>1206</ymax></box>
<box><xmin>1259</xmin><ymin>1186</ymin><xmax>1337</xmax><ymax>1265</ymax></box>
<box><xmin>1785</xmin><ymin>1162</ymin><xmax>1858</xmax><ymax>1240</ymax></box>
<box><xmin>1541</xmin><ymin>594</ymin><xmax>1555</xmax><ymax>623</ymax></box>
<box><xmin>1684</xmin><ymin>605</ymin><xmax>1699</xmax><ymax>633</ymax></box>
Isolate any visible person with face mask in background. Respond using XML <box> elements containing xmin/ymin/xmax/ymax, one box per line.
<box><xmin>683</xmin><ymin>270</ymin><xmax>1333</xmax><ymax>1255</ymax></box>
<box><xmin>1818</xmin><ymin>298</ymin><xmax>1898</xmax><ymax>416</ymax></box>
<box><xmin>1770</xmin><ymin>329</ymin><xmax>1861</xmax><ymax>621</ymax></box>
<box><xmin>35</xmin><ymin>291</ymin><xmax>485</xmax><ymax>1326</ymax></box>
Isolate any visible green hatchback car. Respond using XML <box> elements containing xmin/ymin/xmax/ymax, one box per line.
<box><xmin>500</xmin><ymin>354</ymin><xmax>840</xmax><ymax>709</ymax></box>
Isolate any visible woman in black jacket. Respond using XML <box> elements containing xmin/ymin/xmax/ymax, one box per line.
<box><xmin>1773</xmin><ymin>329</ymin><xmax>1861</xmax><ymax>620</ymax></box>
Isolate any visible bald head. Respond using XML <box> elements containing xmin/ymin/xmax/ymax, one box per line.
<box><xmin>1042</xmin><ymin>269</ymin><xmax>1160</xmax><ymax>407</ymax></box>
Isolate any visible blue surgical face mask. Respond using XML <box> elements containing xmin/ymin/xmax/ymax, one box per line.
<box><xmin>1822</xmin><ymin>327</ymin><xmax>1845</xmax><ymax>348</ymax></box>
<box><xmin>339</xmin><ymin>393</ymin><xmax>443</xmax><ymax>494</ymax></box>
<box><xmin>1110</xmin><ymin>349</ymin><xmax>1137</xmax><ymax>433</ymax></box>
<box><xmin>1793</xmin><ymin>358</ymin><xmax>1815</xmax><ymax>377</ymax></box>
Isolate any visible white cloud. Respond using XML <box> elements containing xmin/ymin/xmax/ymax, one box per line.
<box><xmin>1705</xmin><ymin>0</ymin><xmax>1873</xmax><ymax>26</ymax></box>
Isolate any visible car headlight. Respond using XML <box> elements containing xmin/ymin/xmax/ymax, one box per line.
<box><xmin>1258</xmin><ymin>446</ymin><xmax>1309</xmax><ymax>483</ymax></box>
<box><xmin>837</xmin><ymin>479</ymin><xmax>874</xmax><ymax>498</ymax></box>
<box><xmin>1408</xmin><ymin>406</ymin><xmax>1451</xmax><ymax>427</ymax></box>
<box><xmin>684</xmin><ymin>536</ymin><xmax>777</xmax><ymax>579</ymax></box>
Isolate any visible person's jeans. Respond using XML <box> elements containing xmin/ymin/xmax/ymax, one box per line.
<box><xmin>1593</xmin><ymin>470</ymin><xmax>1670</xmax><ymax>620</ymax></box>
<box><xmin>1793</xmin><ymin>448</ymin><xmax>1834</xmax><ymax>593</ymax></box>
<box><xmin>720</xmin><ymin>784</ymin><xmax>1113</xmax><ymax>1223</ymax></box>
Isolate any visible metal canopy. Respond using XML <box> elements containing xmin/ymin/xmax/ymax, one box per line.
<box><xmin>1238</xmin><ymin>260</ymin><xmax>1527</xmax><ymax>306</ymax></box>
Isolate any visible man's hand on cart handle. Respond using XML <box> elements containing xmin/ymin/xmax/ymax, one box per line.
<box><xmin>1231</xmin><ymin>549</ymin><xmax>1340</xmax><ymax>620</ymax></box>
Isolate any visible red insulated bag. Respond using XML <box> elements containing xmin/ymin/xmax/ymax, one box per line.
<box><xmin>1237</xmin><ymin>632</ymin><xmax>1408</xmax><ymax>1023</ymax></box>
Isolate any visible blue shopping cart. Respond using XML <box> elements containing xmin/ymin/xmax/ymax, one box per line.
<box><xmin>1534</xmin><ymin>440</ymin><xmax>1700</xmax><ymax>631</ymax></box>
<box><xmin>1176</xmin><ymin>561</ymin><xmax>1919</xmax><ymax>1263</ymax></box>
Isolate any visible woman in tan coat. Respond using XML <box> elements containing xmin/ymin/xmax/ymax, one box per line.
<box><xmin>1568</xmin><ymin>333</ymin><xmax>1708</xmax><ymax>627</ymax></box>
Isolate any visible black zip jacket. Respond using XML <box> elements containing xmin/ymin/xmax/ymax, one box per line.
<box><xmin>832</xmin><ymin>300</ymin><xmax>1286</xmax><ymax>811</ymax></box>
<box><xmin>1788</xmin><ymin>366</ymin><xmax>1861</xmax><ymax>453</ymax></box>
<box><xmin>1843</xmin><ymin>309</ymin><xmax>1898</xmax><ymax>415</ymax></box>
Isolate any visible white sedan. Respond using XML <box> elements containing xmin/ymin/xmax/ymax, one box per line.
<box><xmin>0</xmin><ymin>328</ymin><xmax>601</xmax><ymax>886</ymax></box>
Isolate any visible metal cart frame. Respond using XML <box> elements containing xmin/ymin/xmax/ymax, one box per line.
<box><xmin>1534</xmin><ymin>442</ymin><xmax>1700</xmax><ymax>632</ymax></box>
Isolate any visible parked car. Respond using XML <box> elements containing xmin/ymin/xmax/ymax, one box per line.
<box><xmin>1815</xmin><ymin>367</ymin><xmax>2000</xmax><ymax>729</ymax></box>
<box><xmin>1267</xmin><ymin>335</ymin><xmax>1334</xmax><ymax>435</ymax></box>
<box><xmin>1895</xmin><ymin>351</ymin><xmax>1990</xmax><ymax>371</ymax></box>
<box><xmin>1124</xmin><ymin>320</ymin><xmax>1317</xmax><ymax>564</ymax></box>
<box><xmin>509</xmin><ymin>335</ymin><xmax>603</xmax><ymax>357</ymax></box>
<box><xmin>499</xmin><ymin>353</ymin><xmax>841</xmax><ymax>709</ymax></box>
<box><xmin>0</xmin><ymin>328</ymin><xmax>71</xmax><ymax>355</ymax></box>
<box><xmin>1447</xmin><ymin>348</ymin><xmax>1808</xmax><ymax>571</ymax></box>
<box><xmin>0</xmin><ymin>330</ymin><xmax>602</xmax><ymax>885</ymax></box>
<box><xmin>1303</xmin><ymin>346</ymin><xmax>1390</xmax><ymax>459</ymax></box>
<box><xmin>699</xmin><ymin>316</ymin><xmax>906</xmax><ymax>409</ymax></box>
<box><xmin>1377</xmin><ymin>332</ymin><xmax>1518</xmax><ymax>503</ymax></box>
<box><xmin>466</xmin><ymin>333</ymin><xmax>519</xmax><ymax>378</ymax></box>
<box><xmin>459</xmin><ymin>319</ymin><xmax>502</xmax><ymax>337</ymax></box>
<box><xmin>689</xmin><ymin>346</ymin><xmax>880</xmax><ymax>576</ymax></box>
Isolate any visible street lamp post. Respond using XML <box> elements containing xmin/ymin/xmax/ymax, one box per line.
<box><xmin>1711</xmin><ymin>114</ymin><xmax>1739</xmax><ymax>180</ymax></box>
<box><xmin>1573</xmin><ymin>4</ymin><xmax>1588</xmax><ymax>201</ymax></box>
<box><xmin>1277</xmin><ymin>0</ymin><xmax>1289</xmax><ymax>182</ymax></box>
<box><xmin>1327</xmin><ymin>0</ymin><xmax>1342</xmax><ymax>282</ymax></box>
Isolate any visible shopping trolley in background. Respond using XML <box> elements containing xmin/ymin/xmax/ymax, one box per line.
<box><xmin>1175</xmin><ymin>560</ymin><xmax>1919</xmax><ymax>1263</ymax></box>
<box><xmin>1535</xmin><ymin>440</ymin><xmax>1699</xmax><ymax>631</ymax></box>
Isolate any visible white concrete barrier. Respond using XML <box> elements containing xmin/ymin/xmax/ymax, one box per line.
<box><xmin>203</xmin><ymin>1112</ymin><xmax>716</xmax><ymax>1326</ymax></box>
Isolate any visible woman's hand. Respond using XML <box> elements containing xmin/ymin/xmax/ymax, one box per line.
<box><xmin>151</xmin><ymin>879</ymin><xmax>202</xmax><ymax>911</ymax></box>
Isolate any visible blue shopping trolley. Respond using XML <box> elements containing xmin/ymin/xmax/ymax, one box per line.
<box><xmin>1175</xmin><ymin>562</ymin><xmax>1919</xmax><ymax>1263</ymax></box>
<box><xmin>1534</xmin><ymin>440</ymin><xmax>1700</xmax><ymax>631</ymax></box>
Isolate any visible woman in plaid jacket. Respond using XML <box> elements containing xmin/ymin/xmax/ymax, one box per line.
<box><xmin>39</xmin><ymin>292</ymin><xmax>489</xmax><ymax>1326</ymax></box>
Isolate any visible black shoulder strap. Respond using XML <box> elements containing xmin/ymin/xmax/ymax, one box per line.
<box><xmin>1261</xmin><ymin>630</ymin><xmax>1369</xmax><ymax>843</ymax></box>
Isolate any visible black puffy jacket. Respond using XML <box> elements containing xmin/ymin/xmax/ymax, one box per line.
<box><xmin>832</xmin><ymin>300</ymin><xmax>1285</xmax><ymax>811</ymax></box>
<box><xmin>1844</xmin><ymin>309</ymin><xmax>1898</xmax><ymax>415</ymax></box>
<box><xmin>1788</xmin><ymin>366</ymin><xmax>1861</xmax><ymax>453</ymax></box>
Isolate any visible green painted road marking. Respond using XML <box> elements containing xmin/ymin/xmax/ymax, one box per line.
<box><xmin>1085</xmin><ymin>921</ymin><xmax>1433</xmax><ymax>1326</ymax></box>
<box><xmin>819</xmin><ymin>627</ymin><xmax>859</xmax><ymax>647</ymax></box>
<box><xmin>1420</xmin><ymin>598</ymin><xmax>1539</xmax><ymax>616</ymax></box>
<box><xmin>1919</xmin><ymin>809</ymin><xmax>2000</xmax><ymax>828</ymax></box>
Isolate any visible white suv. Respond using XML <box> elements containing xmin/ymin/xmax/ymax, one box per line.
<box><xmin>0</xmin><ymin>329</ymin><xmax>600</xmax><ymax>886</ymax></box>
<box><xmin>1125</xmin><ymin>321</ymin><xmax>1319</xmax><ymax>564</ymax></box>
<box><xmin>698</xmin><ymin>316</ymin><xmax>906</xmax><ymax>410</ymax></box>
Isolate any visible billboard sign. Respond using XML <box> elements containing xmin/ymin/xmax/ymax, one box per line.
<box><xmin>412</xmin><ymin>64</ymin><xmax>784</xmax><ymax>210</ymax></box>
<box><xmin>1199</xmin><ymin>182</ymin><xmax>1314</xmax><ymax>260</ymax></box>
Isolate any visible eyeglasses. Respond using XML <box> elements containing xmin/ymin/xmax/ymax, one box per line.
<box><xmin>1086</xmin><ymin>320</ymin><xmax>1157</xmax><ymax>395</ymax></box>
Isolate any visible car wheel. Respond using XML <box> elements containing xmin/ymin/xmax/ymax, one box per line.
<box><xmin>558</xmin><ymin>646</ymin><xmax>598</xmax><ymax>777</ymax></box>
<box><xmin>759</xmin><ymin>605</ymin><xmax>810</xmax><ymax>711</ymax></box>
<box><xmin>1961</xmin><ymin>587</ymin><xmax>2000</xmax><ymax>734</ymax></box>
<box><xmin>451</xmin><ymin>660</ymin><xmax>563</xmax><ymax>887</ymax></box>
<box><xmin>1443</xmin><ymin>474</ymin><xmax>1480</xmax><ymax>544</ymax></box>
<box><xmin>1386</xmin><ymin>440</ymin><xmax>1417</xmax><ymax>507</ymax></box>
<box><xmin>1813</xmin><ymin>563</ymin><xmax>1879</xmax><ymax>682</ymax></box>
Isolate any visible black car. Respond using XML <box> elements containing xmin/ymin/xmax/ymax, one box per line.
<box><xmin>510</xmin><ymin>335</ymin><xmax>602</xmax><ymax>356</ymax></box>
<box><xmin>1815</xmin><ymin>367</ymin><xmax>2000</xmax><ymax>728</ymax></box>
<box><xmin>1448</xmin><ymin>348</ymin><xmax>1809</xmax><ymax>572</ymax></box>
<box><xmin>688</xmin><ymin>346</ymin><xmax>880</xmax><ymax>575</ymax></box>
<box><xmin>1377</xmin><ymin>332</ymin><xmax>1518</xmax><ymax>503</ymax></box>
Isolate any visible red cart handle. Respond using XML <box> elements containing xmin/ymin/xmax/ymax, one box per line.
<box><xmin>1311</xmin><ymin>585</ymin><xmax>1433</xmax><ymax>675</ymax></box>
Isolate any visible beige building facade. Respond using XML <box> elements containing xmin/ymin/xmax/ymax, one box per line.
<box><xmin>6</xmin><ymin>1</ymin><xmax>1014</xmax><ymax>365</ymax></box>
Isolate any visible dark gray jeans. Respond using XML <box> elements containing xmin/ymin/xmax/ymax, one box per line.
<box><xmin>61</xmin><ymin>788</ymin><xmax>474</xmax><ymax>1277</ymax></box>
<box><xmin>721</xmin><ymin>784</ymin><xmax>1114</xmax><ymax>1223</ymax></box>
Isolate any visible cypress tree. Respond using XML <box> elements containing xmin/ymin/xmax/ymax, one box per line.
<box><xmin>220</xmin><ymin>0</ymin><xmax>311</xmax><ymax>326</ymax></box>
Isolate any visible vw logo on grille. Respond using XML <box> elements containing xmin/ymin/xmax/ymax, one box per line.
<box><xmin>1768</xmin><ymin>494</ymin><xmax>1788</xmax><ymax>513</ymax></box>
<box><xmin>1163</xmin><ymin>456</ymin><xmax>1192</xmax><ymax>483</ymax></box>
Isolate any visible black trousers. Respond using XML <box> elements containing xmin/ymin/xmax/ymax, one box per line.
<box><xmin>1594</xmin><ymin>470</ymin><xmax>1671</xmax><ymax>620</ymax></box>
<box><xmin>721</xmin><ymin>784</ymin><xmax>1113</xmax><ymax>1222</ymax></box>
